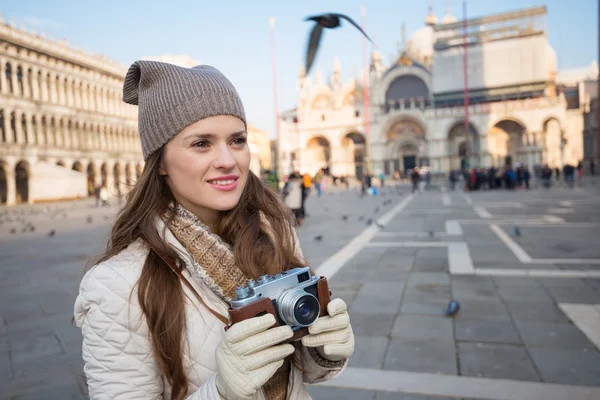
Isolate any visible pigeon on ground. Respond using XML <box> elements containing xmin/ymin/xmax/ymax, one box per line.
<box><xmin>366</xmin><ymin>218</ymin><xmax>373</xmax><ymax>226</ymax></box>
<box><xmin>374</xmin><ymin>207</ymin><xmax>379</xmax><ymax>213</ymax></box>
<box><xmin>48</xmin><ymin>229</ymin><xmax>56</xmax><ymax>237</ymax></box>
<box><xmin>429</xmin><ymin>230</ymin><xmax>435</xmax><ymax>237</ymax></box>
<box><xmin>342</xmin><ymin>215</ymin><xmax>348</xmax><ymax>221</ymax></box>
<box><xmin>445</xmin><ymin>300</ymin><xmax>460</xmax><ymax>316</ymax></box>
<box><xmin>304</xmin><ymin>13</ymin><xmax>375</xmax><ymax>74</ymax></box>
<box><xmin>86</xmin><ymin>216</ymin><xmax>93</xmax><ymax>224</ymax></box>
<box><xmin>514</xmin><ymin>226</ymin><xmax>521</xmax><ymax>237</ymax></box>
<box><xmin>314</xmin><ymin>235</ymin><xmax>323</xmax><ymax>242</ymax></box>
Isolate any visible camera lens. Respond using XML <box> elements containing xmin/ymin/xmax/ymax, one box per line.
<box><xmin>278</xmin><ymin>288</ymin><xmax>320</xmax><ymax>327</ymax></box>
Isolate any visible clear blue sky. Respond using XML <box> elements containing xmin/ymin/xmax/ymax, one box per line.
<box><xmin>5</xmin><ymin>0</ymin><xmax>598</xmax><ymax>138</ymax></box>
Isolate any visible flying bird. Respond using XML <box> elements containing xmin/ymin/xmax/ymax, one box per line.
<box><xmin>304</xmin><ymin>13</ymin><xmax>375</xmax><ymax>74</ymax></box>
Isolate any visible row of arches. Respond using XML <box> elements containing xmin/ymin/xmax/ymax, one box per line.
<box><xmin>0</xmin><ymin>159</ymin><xmax>144</xmax><ymax>205</ymax></box>
<box><xmin>291</xmin><ymin>115</ymin><xmax>566</xmax><ymax>177</ymax></box>
<box><xmin>0</xmin><ymin>108</ymin><xmax>140</xmax><ymax>152</ymax></box>
<box><xmin>0</xmin><ymin>58</ymin><xmax>133</xmax><ymax>118</ymax></box>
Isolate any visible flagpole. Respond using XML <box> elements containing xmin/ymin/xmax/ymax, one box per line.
<box><xmin>269</xmin><ymin>16</ymin><xmax>281</xmax><ymax>181</ymax></box>
<box><xmin>462</xmin><ymin>1</ymin><xmax>470</xmax><ymax>169</ymax></box>
<box><xmin>361</xmin><ymin>6</ymin><xmax>372</xmax><ymax>175</ymax></box>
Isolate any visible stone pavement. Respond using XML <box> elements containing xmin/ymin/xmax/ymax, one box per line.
<box><xmin>1</xmin><ymin>181</ymin><xmax>600</xmax><ymax>399</ymax></box>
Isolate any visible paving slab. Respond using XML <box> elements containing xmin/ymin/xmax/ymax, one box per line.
<box><xmin>455</xmin><ymin>319</ymin><xmax>522</xmax><ymax>344</ymax></box>
<box><xmin>350</xmin><ymin>283</ymin><xmax>405</xmax><ymax>315</ymax></box>
<box><xmin>391</xmin><ymin>314</ymin><xmax>454</xmax><ymax>341</ymax></box>
<box><xmin>527</xmin><ymin>347</ymin><xmax>600</xmax><ymax>386</ymax></box>
<box><xmin>458</xmin><ymin>342</ymin><xmax>540</xmax><ymax>381</ymax></box>
<box><xmin>514</xmin><ymin>320</ymin><xmax>597</xmax><ymax>350</ymax></box>
<box><xmin>383</xmin><ymin>337</ymin><xmax>458</xmax><ymax>374</ymax></box>
<box><xmin>349</xmin><ymin>336</ymin><xmax>389</xmax><ymax>369</ymax></box>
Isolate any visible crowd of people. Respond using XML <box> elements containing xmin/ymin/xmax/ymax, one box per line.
<box><xmin>449</xmin><ymin>161</ymin><xmax>589</xmax><ymax>191</ymax></box>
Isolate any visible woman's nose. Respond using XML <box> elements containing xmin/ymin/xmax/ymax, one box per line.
<box><xmin>213</xmin><ymin>145</ymin><xmax>235</xmax><ymax>169</ymax></box>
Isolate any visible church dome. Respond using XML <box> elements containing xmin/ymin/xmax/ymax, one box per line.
<box><xmin>425</xmin><ymin>7</ymin><xmax>438</xmax><ymax>26</ymax></box>
<box><xmin>408</xmin><ymin>25</ymin><xmax>435</xmax><ymax>59</ymax></box>
<box><xmin>441</xmin><ymin>10</ymin><xmax>458</xmax><ymax>24</ymax></box>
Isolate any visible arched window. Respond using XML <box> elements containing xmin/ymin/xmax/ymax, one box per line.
<box><xmin>0</xmin><ymin>110</ymin><xmax>5</xmax><ymax>142</ymax></box>
<box><xmin>5</xmin><ymin>63</ymin><xmax>13</xmax><ymax>94</ymax></box>
<box><xmin>16</xmin><ymin>66</ymin><xmax>24</xmax><ymax>95</ymax></box>
<box><xmin>21</xmin><ymin>114</ymin><xmax>27</xmax><ymax>144</ymax></box>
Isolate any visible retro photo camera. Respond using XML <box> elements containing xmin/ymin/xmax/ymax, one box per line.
<box><xmin>229</xmin><ymin>267</ymin><xmax>331</xmax><ymax>341</ymax></box>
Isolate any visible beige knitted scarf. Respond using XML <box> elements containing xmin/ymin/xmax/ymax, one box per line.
<box><xmin>167</xmin><ymin>205</ymin><xmax>290</xmax><ymax>400</ymax></box>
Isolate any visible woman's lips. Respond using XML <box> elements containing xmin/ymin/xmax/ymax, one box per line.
<box><xmin>207</xmin><ymin>177</ymin><xmax>238</xmax><ymax>192</ymax></box>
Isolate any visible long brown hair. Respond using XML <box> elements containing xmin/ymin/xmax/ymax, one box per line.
<box><xmin>86</xmin><ymin>148</ymin><xmax>305</xmax><ymax>399</ymax></box>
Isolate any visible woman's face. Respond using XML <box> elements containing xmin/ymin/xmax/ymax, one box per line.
<box><xmin>160</xmin><ymin>115</ymin><xmax>250</xmax><ymax>226</ymax></box>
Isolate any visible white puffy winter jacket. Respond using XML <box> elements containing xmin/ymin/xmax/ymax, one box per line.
<box><xmin>74</xmin><ymin>219</ymin><xmax>346</xmax><ymax>399</ymax></box>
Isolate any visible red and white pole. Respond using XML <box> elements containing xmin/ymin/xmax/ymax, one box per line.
<box><xmin>269</xmin><ymin>16</ymin><xmax>281</xmax><ymax>180</ymax></box>
<box><xmin>361</xmin><ymin>6</ymin><xmax>372</xmax><ymax>174</ymax></box>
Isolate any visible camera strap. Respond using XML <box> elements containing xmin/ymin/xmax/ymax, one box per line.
<box><xmin>150</xmin><ymin>244</ymin><xmax>231</xmax><ymax>326</ymax></box>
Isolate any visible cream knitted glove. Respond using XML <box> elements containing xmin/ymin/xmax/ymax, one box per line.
<box><xmin>215</xmin><ymin>314</ymin><xmax>295</xmax><ymax>400</ymax></box>
<box><xmin>301</xmin><ymin>298</ymin><xmax>355</xmax><ymax>362</ymax></box>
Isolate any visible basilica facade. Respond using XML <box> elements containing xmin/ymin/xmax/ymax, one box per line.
<box><xmin>278</xmin><ymin>6</ymin><xmax>597</xmax><ymax>179</ymax></box>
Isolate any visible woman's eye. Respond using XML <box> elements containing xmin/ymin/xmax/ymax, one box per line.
<box><xmin>232</xmin><ymin>137</ymin><xmax>247</xmax><ymax>145</ymax></box>
<box><xmin>193</xmin><ymin>140</ymin><xmax>209</xmax><ymax>148</ymax></box>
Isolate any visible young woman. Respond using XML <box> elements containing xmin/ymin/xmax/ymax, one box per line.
<box><xmin>74</xmin><ymin>61</ymin><xmax>354</xmax><ymax>400</ymax></box>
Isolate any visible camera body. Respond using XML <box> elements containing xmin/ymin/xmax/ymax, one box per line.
<box><xmin>229</xmin><ymin>267</ymin><xmax>331</xmax><ymax>341</ymax></box>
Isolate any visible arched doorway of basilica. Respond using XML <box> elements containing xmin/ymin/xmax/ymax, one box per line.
<box><xmin>489</xmin><ymin>120</ymin><xmax>526</xmax><ymax>167</ymax></box>
<box><xmin>15</xmin><ymin>161</ymin><xmax>29</xmax><ymax>204</ymax></box>
<box><xmin>448</xmin><ymin>122</ymin><xmax>479</xmax><ymax>171</ymax></box>
<box><xmin>0</xmin><ymin>161</ymin><xmax>7</xmax><ymax>205</ymax></box>
<box><xmin>72</xmin><ymin>161</ymin><xmax>83</xmax><ymax>172</ymax></box>
<box><xmin>56</xmin><ymin>160</ymin><xmax>65</xmax><ymax>167</ymax></box>
<box><xmin>385</xmin><ymin>119</ymin><xmax>426</xmax><ymax>176</ymax></box>
<box><xmin>341</xmin><ymin>132</ymin><xmax>366</xmax><ymax>179</ymax></box>
<box><xmin>306</xmin><ymin>136</ymin><xmax>331</xmax><ymax>173</ymax></box>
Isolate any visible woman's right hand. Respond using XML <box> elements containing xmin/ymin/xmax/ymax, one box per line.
<box><xmin>215</xmin><ymin>314</ymin><xmax>295</xmax><ymax>400</ymax></box>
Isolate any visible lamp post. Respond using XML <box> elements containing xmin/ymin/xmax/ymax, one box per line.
<box><xmin>269</xmin><ymin>16</ymin><xmax>281</xmax><ymax>182</ymax></box>
<box><xmin>361</xmin><ymin>6</ymin><xmax>372</xmax><ymax>176</ymax></box>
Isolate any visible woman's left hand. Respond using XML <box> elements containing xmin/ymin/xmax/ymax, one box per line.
<box><xmin>301</xmin><ymin>298</ymin><xmax>355</xmax><ymax>362</ymax></box>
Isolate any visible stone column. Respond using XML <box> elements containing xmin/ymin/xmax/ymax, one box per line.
<box><xmin>82</xmin><ymin>84</ymin><xmax>89</xmax><ymax>110</ymax></box>
<box><xmin>24</xmin><ymin>112</ymin><xmax>34</xmax><ymax>144</ymax></box>
<box><xmin>35</xmin><ymin>116</ymin><xmax>44</xmax><ymax>145</ymax></box>
<box><xmin>40</xmin><ymin>72</ymin><xmax>49</xmax><ymax>102</ymax></box>
<box><xmin>73</xmin><ymin>80</ymin><xmax>81</xmax><ymax>109</ymax></box>
<box><xmin>10</xmin><ymin>65</ymin><xmax>19</xmax><ymax>96</ymax></box>
<box><xmin>30</xmin><ymin>67</ymin><xmax>40</xmax><ymax>100</ymax></box>
<box><xmin>63</xmin><ymin>121</ymin><xmax>71</xmax><ymax>149</ymax></box>
<box><xmin>58</xmin><ymin>75</ymin><xmax>66</xmax><ymax>105</ymax></box>
<box><xmin>22</xmin><ymin>65</ymin><xmax>31</xmax><ymax>98</ymax></box>
<box><xmin>66</xmin><ymin>79</ymin><xmax>73</xmax><ymax>107</ymax></box>
<box><xmin>5</xmin><ymin>168</ymin><xmax>16</xmax><ymax>206</ymax></box>
<box><xmin>0</xmin><ymin>58</ymin><xmax>7</xmax><ymax>94</ymax></box>
<box><xmin>50</xmin><ymin>73</ymin><xmax>59</xmax><ymax>104</ymax></box>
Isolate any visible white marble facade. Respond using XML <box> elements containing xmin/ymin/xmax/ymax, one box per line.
<box><xmin>278</xmin><ymin>6</ymin><xmax>595</xmax><ymax>178</ymax></box>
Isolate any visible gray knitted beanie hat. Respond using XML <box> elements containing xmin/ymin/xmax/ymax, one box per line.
<box><xmin>122</xmin><ymin>60</ymin><xmax>247</xmax><ymax>159</ymax></box>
